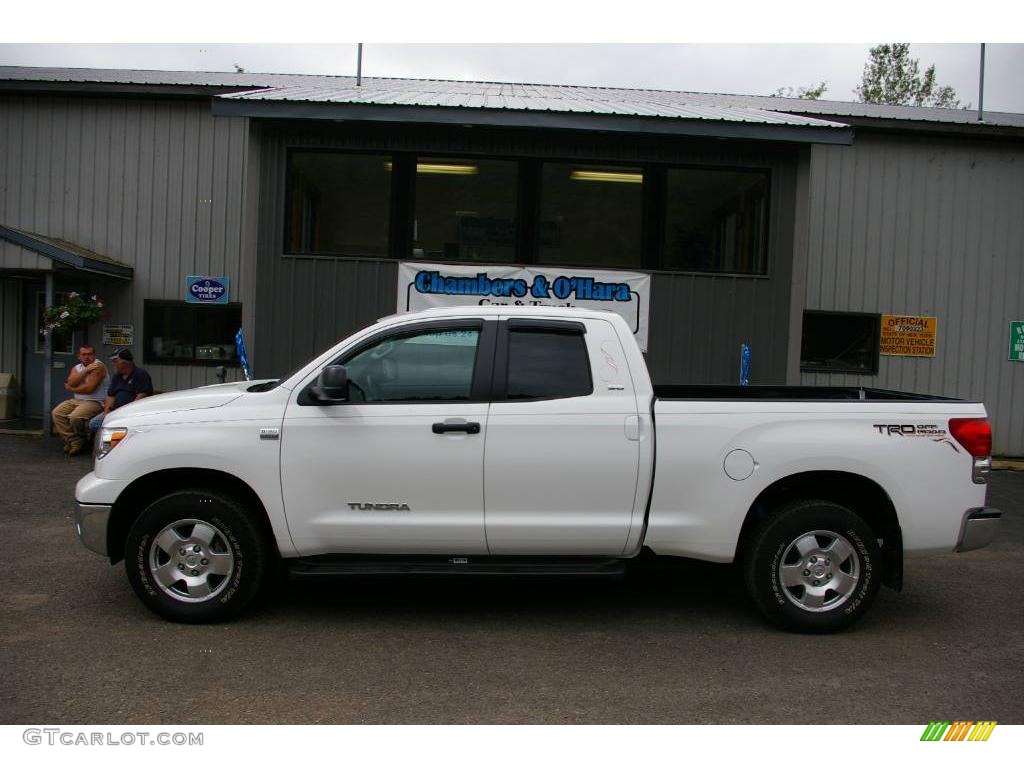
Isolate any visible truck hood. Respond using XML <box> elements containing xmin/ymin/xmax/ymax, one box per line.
<box><xmin>105</xmin><ymin>381</ymin><xmax>251</xmax><ymax>422</ymax></box>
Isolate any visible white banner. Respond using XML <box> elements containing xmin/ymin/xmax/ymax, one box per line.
<box><xmin>397</xmin><ymin>261</ymin><xmax>651</xmax><ymax>351</ymax></box>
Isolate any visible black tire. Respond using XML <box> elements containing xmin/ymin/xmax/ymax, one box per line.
<box><xmin>743</xmin><ymin>499</ymin><xmax>881</xmax><ymax>633</ymax></box>
<box><xmin>125</xmin><ymin>489</ymin><xmax>269</xmax><ymax>623</ymax></box>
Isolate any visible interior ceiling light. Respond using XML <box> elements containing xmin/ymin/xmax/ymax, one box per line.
<box><xmin>384</xmin><ymin>162</ymin><xmax>479</xmax><ymax>175</ymax></box>
<box><xmin>570</xmin><ymin>170</ymin><xmax>644</xmax><ymax>184</ymax></box>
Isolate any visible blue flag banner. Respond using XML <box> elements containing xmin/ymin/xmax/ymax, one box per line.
<box><xmin>236</xmin><ymin>328</ymin><xmax>252</xmax><ymax>381</ymax></box>
<box><xmin>740</xmin><ymin>343</ymin><xmax>751</xmax><ymax>386</ymax></box>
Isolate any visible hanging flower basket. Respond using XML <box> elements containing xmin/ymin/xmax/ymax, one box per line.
<box><xmin>43</xmin><ymin>292</ymin><xmax>106</xmax><ymax>333</ymax></box>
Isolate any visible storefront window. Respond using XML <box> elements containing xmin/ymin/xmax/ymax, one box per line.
<box><xmin>285</xmin><ymin>151</ymin><xmax>391</xmax><ymax>256</ymax></box>
<box><xmin>663</xmin><ymin>168</ymin><xmax>769</xmax><ymax>274</ymax></box>
<box><xmin>412</xmin><ymin>158</ymin><xmax>517</xmax><ymax>263</ymax></box>
<box><xmin>539</xmin><ymin>164</ymin><xmax>644</xmax><ymax>268</ymax></box>
<box><xmin>144</xmin><ymin>301</ymin><xmax>242</xmax><ymax>366</ymax></box>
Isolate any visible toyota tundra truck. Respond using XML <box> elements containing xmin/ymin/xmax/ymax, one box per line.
<box><xmin>73</xmin><ymin>306</ymin><xmax>1001</xmax><ymax>631</ymax></box>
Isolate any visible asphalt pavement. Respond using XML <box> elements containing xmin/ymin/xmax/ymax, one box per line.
<box><xmin>1</xmin><ymin>433</ymin><xmax>1021</xmax><ymax>724</ymax></box>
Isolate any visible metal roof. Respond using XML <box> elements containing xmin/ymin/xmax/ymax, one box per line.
<box><xmin>217</xmin><ymin>80</ymin><xmax>848</xmax><ymax>127</ymax></box>
<box><xmin>0</xmin><ymin>225</ymin><xmax>134</xmax><ymax>279</ymax></box>
<box><xmin>1</xmin><ymin>65</ymin><xmax>1021</xmax><ymax>131</ymax></box>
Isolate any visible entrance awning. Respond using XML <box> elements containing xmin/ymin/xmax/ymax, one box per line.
<box><xmin>0</xmin><ymin>225</ymin><xmax>133</xmax><ymax>279</ymax></box>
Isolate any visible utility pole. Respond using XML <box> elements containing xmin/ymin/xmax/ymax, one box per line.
<box><xmin>357</xmin><ymin>43</ymin><xmax>363</xmax><ymax>87</ymax></box>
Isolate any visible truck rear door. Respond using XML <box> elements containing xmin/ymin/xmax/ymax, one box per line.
<box><xmin>483</xmin><ymin>317</ymin><xmax>643</xmax><ymax>555</ymax></box>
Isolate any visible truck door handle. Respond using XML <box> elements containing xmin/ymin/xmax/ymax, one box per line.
<box><xmin>432</xmin><ymin>421</ymin><xmax>481</xmax><ymax>435</ymax></box>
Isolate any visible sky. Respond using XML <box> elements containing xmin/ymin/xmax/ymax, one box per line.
<box><xmin>3</xmin><ymin>1</ymin><xmax>1023</xmax><ymax>113</ymax></box>
<box><xmin>1</xmin><ymin>42</ymin><xmax>1021</xmax><ymax>113</ymax></box>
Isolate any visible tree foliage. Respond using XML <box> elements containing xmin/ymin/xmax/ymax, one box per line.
<box><xmin>772</xmin><ymin>81</ymin><xmax>828</xmax><ymax>100</ymax></box>
<box><xmin>855</xmin><ymin>44</ymin><xmax>963</xmax><ymax>108</ymax></box>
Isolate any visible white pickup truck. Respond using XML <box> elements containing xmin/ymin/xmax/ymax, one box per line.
<box><xmin>74</xmin><ymin>306</ymin><xmax>1000</xmax><ymax>631</ymax></box>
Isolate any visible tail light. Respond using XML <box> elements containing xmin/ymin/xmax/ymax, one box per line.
<box><xmin>949</xmin><ymin>418</ymin><xmax>992</xmax><ymax>484</ymax></box>
<box><xmin>949</xmin><ymin>418</ymin><xmax>992</xmax><ymax>457</ymax></box>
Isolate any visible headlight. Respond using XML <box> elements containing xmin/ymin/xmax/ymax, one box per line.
<box><xmin>96</xmin><ymin>427</ymin><xmax>128</xmax><ymax>459</ymax></box>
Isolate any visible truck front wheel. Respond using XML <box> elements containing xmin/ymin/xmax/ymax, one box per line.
<box><xmin>743</xmin><ymin>500</ymin><xmax>881</xmax><ymax>633</ymax></box>
<box><xmin>125</xmin><ymin>490</ymin><xmax>270</xmax><ymax>623</ymax></box>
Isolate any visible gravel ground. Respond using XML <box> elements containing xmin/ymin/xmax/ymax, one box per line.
<box><xmin>1</xmin><ymin>433</ymin><xmax>1021</xmax><ymax>724</ymax></box>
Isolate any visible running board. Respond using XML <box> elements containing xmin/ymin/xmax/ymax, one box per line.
<box><xmin>287</xmin><ymin>555</ymin><xmax>627</xmax><ymax>578</ymax></box>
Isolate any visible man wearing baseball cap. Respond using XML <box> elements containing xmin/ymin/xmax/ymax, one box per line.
<box><xmin>85</xmin><ymin>348</ymin><xmax>155</xmax><ymax>442</ymax></box>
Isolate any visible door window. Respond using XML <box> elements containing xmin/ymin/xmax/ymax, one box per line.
<box><xmin>343</xmin><ymin>328</ymin><xmax>481</xmax><ymax>402</ymax></box>
<box><xmin>506</xmin><ymin>328</ymin><xmax>592</xmax><ymax>400</ymax></box>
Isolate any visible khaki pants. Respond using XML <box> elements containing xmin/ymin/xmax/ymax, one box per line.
<box><xmin>52</xmin><ymin>399</ymin><xmax>103</xmax><ymax>446</ymax></box>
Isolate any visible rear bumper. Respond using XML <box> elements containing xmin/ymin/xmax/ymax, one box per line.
<box><xmin>74</xmin><ymin>502</ymin><xmax>111</xmax><ymax>557</ymax></box>
<box><xmin>954</xmin><ymin>507</ymin><xmax>1001</xmax><ymax>552</ymax></box>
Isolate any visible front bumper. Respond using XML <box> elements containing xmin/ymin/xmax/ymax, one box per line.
<box><xmin>74</xmin><ymin>502</ymin><xmax>112</xmax><ymax>557</ymax></box>
<box><xmin>954</xmin><ymin>507</ymin><xmax>1001</xmax><ymax>552</ymax></box>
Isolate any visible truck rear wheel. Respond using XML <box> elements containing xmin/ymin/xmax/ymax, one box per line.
<box><xmin>743</xmin><ymin>500</ymin><xmax>881</xmax><ymax>633</ymax></box>
<box><xmin>125</xmin><ymin>489</ymin><xmax>269</xmax><ymax>623</ymax></box>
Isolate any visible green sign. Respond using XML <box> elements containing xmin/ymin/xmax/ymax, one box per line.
<box><xmin>1010</xmin><ymin>321</ymin><xmax>1024</xmax><ymax>362</ymax></box>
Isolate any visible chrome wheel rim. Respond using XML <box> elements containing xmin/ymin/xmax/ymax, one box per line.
<box><xmin>778</xmin><ymin>529</ymin><xmax>860</xmax><ymax>613</ymax></box>
<box><xmin>148</xmin><ymin>519</ymin><xmax>235</xmax><ymax>603</ymax></box>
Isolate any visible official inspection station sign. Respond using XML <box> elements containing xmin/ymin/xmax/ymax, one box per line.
<box><xmin>185</xmin><ymin>275</ymin><xmax>230</xmax><ymax>305</ymax></box>
<box><xmin>1010</xmin><ymin>321</ymin><xmax>1024</xmax><ymax>362</ymax></box>
<box><xmin>397</xmin><ymin>261</ymin><xmax>651</xmax><ymax>350</ymax></box>
<box><xmin>880</xmin><ymin>314</ymin><xmax>938</xmax><ymax>357</ymax></box>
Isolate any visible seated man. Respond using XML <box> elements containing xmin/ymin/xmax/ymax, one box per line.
<box><xmin>52</xmin><ymin>343</ymin><xmax>110</xmax><ymax>455</ymax></box>
<box><xmin>87</xmin><ymin>348</ymin><xmax>155</xmax><ymax>439</ymax></box>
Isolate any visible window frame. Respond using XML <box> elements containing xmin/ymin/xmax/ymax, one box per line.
<box><xmin>800</xmin><ymin>310</ymin><xmax>882</xmax><ymax>376</ymax></box>
<box><xmin>660</xmin><ymin>163</ymin><xmax>772</xmax><ymax>277</ymax></box>
<box><xmin>410</xmin><ymin>153</ymin><xmax>521</xmax><ymax>264</ymax></box>
<box><xmin>296</xmin><ymin>319</ymin><xmax>497</xmax><ymax>406</ymax></box>
<box><xmin>35</xmin><ymin>291</ymin><xmax>74</xmax><ymax>355</ymax></box>
<box><xmin>280</xmin><ymin>146</ymin><xmax>775</xmax><ymax>277</ymax></box>
<box><xmin>491</xmin><ymin>319</ymin><xmax>594</xmax><ymax>403</ymax></box>
<box><xmin>282</xmin><ymin>147</ymin><xmax>397</xmax><ymax>258</ymax></box>
<box><xmin>142</xmin><ymin>299</ymin><xmax>243</xmax><ymax>367</ymax></box>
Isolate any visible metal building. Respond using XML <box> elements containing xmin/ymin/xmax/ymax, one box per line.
<box><xmin>1</xmin><ymin>67</ymin><xmax>1022</xmax><ymax>454</ymax></box>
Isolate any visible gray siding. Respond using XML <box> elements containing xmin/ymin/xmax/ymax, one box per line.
<box><xmin>795</xmin><ymin>133</ymin><xmax>1024</xmax><ymax>455</ymax></box>
<box><xmin>0</xmin><ymin>240</ymin><xmax>52</xmax><ymax>271</ymax></box>
<box><xmin>0</xmin><ymin>94</ymin><xmax>254</xmax><ymax>391</ymax></box>
<box><xmin>255</xmin><ymin>122</ymin><xmax>799</xmax><ymax>385</ymax></box>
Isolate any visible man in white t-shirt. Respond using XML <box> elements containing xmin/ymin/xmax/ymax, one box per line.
<box><xmin>52</xmin><ymin>343</ymin><xmax>110</xmax><ymax>455</ymax></box>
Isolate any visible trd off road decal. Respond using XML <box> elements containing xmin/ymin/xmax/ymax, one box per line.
<box><xmin>872</xmin><ymin>424</ymin><xmax>960</xmax><ymax>453</ymax></box>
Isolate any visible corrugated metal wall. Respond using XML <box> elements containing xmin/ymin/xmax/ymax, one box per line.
<box><xmin>255</xmin><ymin>122</ymin><xmax>799</xmax><ymax>384</ymax></box>
<box><xmin>0</xmin><ymin>94</ymin><xmax>255</xmax><ymax>393</ymax></box>
<box><xmin>796</xmin><ymin>132</ymin><xmax>1024</xmax><ymax>455</ymax></box>
<box><xmin>0</xmin><ymin>241</ymin><xmax>52</xmax><ymax>271</ymax></box>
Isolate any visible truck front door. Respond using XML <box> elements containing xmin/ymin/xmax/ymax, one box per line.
<box><xmin>280</xmin><ymin>319</ymin><xmax>495</xmax><ymax>555</ymax></box>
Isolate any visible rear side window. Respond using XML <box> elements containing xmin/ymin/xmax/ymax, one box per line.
<box><xmin>506</xmin><ymin>329</ymin><xmax>592</xmax><ymax>400</ymax></box>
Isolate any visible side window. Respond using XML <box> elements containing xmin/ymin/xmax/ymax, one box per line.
<box><xmin>506</xmin><ymin>329</ymin><xmax>592</xmax><ymax>400</ymax></box>
<box><xmin>343</xmin><ymin>328</ymin><xmax>480</xmax><ymax>402</ymax></box>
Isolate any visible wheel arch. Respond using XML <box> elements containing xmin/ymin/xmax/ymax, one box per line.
<box><xmin>107</xmin><ymin>468</ymin><xmax>278</xmax><ymax>565</ymax></box>
<box><xmin>735</xmin><ymin>470</ymin><xmax>903</xmax><ymax>590</ymax></box>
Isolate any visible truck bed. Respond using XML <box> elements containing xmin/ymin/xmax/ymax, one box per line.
<box><xmin>653</xmin><ymin>385</ymin><xmax>962</xmax><ymax>402</ymax></box>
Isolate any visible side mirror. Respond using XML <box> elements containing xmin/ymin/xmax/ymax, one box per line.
<box><xmin>311</xmin><ymin>365</ymin><xmax>349</xmax><ymax>403</ymax></box>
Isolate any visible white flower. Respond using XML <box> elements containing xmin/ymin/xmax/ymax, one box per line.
<box><xmin>91</xmin><ymin>295</ymin><xmax>97</xmax><ymax>301</ymax></box>
<box><xmin>60</xmin><ymin>311</ymin><xmax>70</xmax><ymax>319</ymax></box>
<box><xmin>68</xmin><ymin>291</ymin><xmax>78</xmax><ymax>298</ymax></box>
<box><xmin>96</xmin><ymin>301</ymin><xmax>104</xmax><ymax>308</ymax></box>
